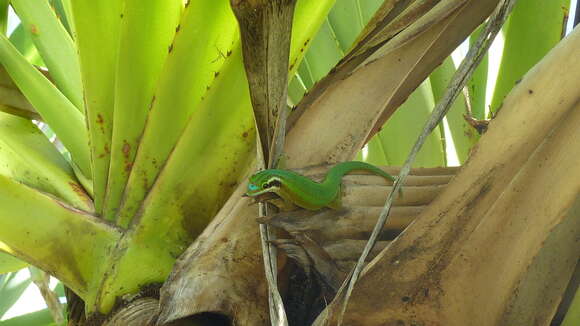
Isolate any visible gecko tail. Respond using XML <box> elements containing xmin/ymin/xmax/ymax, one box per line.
<box><xmin>325</xmin><ymin>161</ymin><xmax>395</xmax><ymax>182</ymax></box>
<box><xmin>324</xmin><ymin>161</ymin><xmax>402</xmax><ymax>197</ymax></box>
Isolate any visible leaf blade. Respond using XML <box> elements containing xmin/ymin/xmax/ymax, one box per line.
<box><xmin>70</xmin><ymin>0</ymin><xmax>123</xmax><ymax>214</ymax></box>
<box><xmin>104</xmin><ymin>0</ymin><xmax>182</xmax><ymax>223</ymax></box>
<box><xmin>11</xmin><ymin>0</ymin><xmax>83</xmax><ymax>110</ymax></box>
<box><xmin>0</xmin><ymin>34</ymin><xmax>90</xmax><ymax>175</ymax></box>
<box><xmin>490</xmin><ymin>0</ymin><xmax>569</xmax><ymax>113</ymax></box>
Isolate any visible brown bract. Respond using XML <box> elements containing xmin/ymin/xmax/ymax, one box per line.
<box><xmin>314</xmin><ymin>26</ymin><xmax>580</xmax><ymax>326</ymax></box>
<box><xmin>230</xmin><ymin>0</ymin><xmax>297</xmax><ymax>165</ymax></box>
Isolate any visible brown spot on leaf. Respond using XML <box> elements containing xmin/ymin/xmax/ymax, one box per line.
<box><xmin>528</xmin><ymin>89</ymin><xmax>534</xmax><ymax>94</ymax></box>
<box><xmin>68</xmin><ymin>182</ymin><xmax>94</xmax><ymax>209</ymax></box>
<box><xmin>168</xmin><ymin>44</ymin><xmax>173</xmax><ymax>53</ymax></box>
<box><xmin>214</xmin><ymin>71</ymin><xmax>220</xmax><ymax>78</ymax></box>
<box><xmin>242</xmin><ymin>131</ymin><xmax>248</xmax><ymax>138</ymax></box>
<box><xmin>175</xmin><ymin>25</ymin><xmax>181</xmax><ymax>33</ymax></box>
<box><xmin>226</xmin><ymin>50</ymin><xmax>232</xmax><ymax>57</ymax></box>
<box><xmin>68</xmin><ymin>181</ymin><xmax>92</xmax><ymax>207</ymax></box>
<box><xmin>69</xmin><ymin>182</ymin><xmax>84</xmax><ymax>195</ymax></box>
<box><xmin>122</xmin><ymin>141</ymin><xmax>131</xmax><ymax>159</ymax></box>
<box><xmin>30</xmin><ymin>24</ymin><xmax>39</xmax><ymax>35</ymax></box>
<box><xmin>96</xmin><ymin>114</ymin><xmax>104</xmax><ymax>125</ymax></box>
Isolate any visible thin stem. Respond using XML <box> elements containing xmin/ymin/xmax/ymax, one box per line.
<box><xmin>29</xmin><ymin>267</ymin><xmax>64</xmax><ymax>324</ymax></box>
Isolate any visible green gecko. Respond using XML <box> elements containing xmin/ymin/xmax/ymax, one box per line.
<box><xmin>245</xmin><ymin>161</ymin><xmax>399</xmax><ymax>210</ymax></box>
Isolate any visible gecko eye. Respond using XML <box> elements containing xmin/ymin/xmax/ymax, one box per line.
<box><xmin>263</xmin><ymin>180</ymin><xmax>282</xmax><ymax>189</ymax></box>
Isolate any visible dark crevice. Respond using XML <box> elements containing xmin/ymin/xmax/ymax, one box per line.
<box><xmin>180</xmin><ymin>312</ymin><xmax>231</xmax><ymax>326</ymax></box>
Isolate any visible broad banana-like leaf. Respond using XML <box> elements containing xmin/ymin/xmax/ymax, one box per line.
<box><xmin>490</xmin><ymin>0</ymin><xmax>568</xmax><ymax>113</ymax></box>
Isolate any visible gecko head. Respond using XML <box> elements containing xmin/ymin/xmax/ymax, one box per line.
<box><xmin>245</xmin><ymin>171</ymin><xmax>283</xmax><ymax>197</ymax></box>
